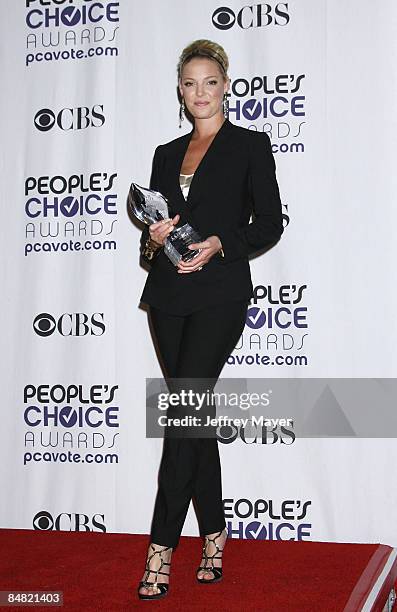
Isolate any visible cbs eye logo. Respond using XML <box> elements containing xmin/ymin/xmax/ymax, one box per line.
<box><xmin>33</xmin><ymin>313</ymin><xmax>56</xmax><ymax>337</ymax></box>
<box><xmin>34</xmin><ymin>108</ymin><xmax>55</xmax><ymax>132</ymax></box>
<box><xmin>212</xmin><ymin>7</ymin><xmax>236</xmax><ymax>29</ymax></box>
<box><xmin>33</xmin><ymin>510</ymin><xmax>54</xmax><ymax>531</ymax></box>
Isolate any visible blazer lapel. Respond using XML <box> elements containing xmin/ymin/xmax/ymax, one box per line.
<box><xmin>164</xmin><ymin>131</ymin><xmax>194</xmax><ymax>223</ymax></box>
<box><xmin>175</xmin><ymin>119</ymin><xmax>234</xmax><ymax>209</ymax></box>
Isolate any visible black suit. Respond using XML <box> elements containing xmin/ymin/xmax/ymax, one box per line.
<box><xmin>138</xmin><ymin>119</ymin><xmax>284</xmax><ymax>549</ymax></box>
<box><xmin>139</xmin><ymin>118</ymin><xmax>283</xmax><ymax>315</ymax></box>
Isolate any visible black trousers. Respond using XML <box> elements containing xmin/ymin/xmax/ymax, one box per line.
<box><xmin>148</xmin><ymin>299</ymin><xmax>248</xmax><ymax>549</ymax></box>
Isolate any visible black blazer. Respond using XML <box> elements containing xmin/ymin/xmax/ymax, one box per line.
<box><xmin>139</xmin><ymin>118</ymin><xmax>283</xmax><ymax>315</ymax></box>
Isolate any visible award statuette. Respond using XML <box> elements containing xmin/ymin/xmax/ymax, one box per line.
<box><xmin>128</xmin><ymin>183</ymin><xmax>202</xmax><ymax>266</ymax></box>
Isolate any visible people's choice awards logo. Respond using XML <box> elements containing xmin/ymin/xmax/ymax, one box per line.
<box><xmin>224</xmin><ymin>497</ymin><xmax>312</xmax><ymax>540</ymax></box>
<box><xmin>228</xmin><ymin>284</ymin><xmax>309</xmax><ymax>368</ymax></box>
<box><xmin>226</xmin><ymin>72</ymin><xmax>306</xmax><ymax>142</ymax></box>
<box><xmin>212</xmin><ymin>4</ymin><xmax>290</xmax><ymax>30</ymax></box>
<box><xmin>24</xmin><ymin>171</ymin><xmax>118</xmax><ymax>258</ymax></box>
<box><xmin>23</xmin><ymin>384</ymin><xmax>120</xmax><ymax>467</ymax></box>
<box><xmin>25</xmin><ymin>0</ymin><xmax>120</xmax><ymax>67</ymax></box>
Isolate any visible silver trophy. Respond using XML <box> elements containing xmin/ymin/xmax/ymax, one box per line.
<box><xmin>128</xmin><ymin>183</ymin><xmax>202</xmax><ymax>266</ymax></box>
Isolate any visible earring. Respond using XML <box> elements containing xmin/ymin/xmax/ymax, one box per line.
<box><xmin>179</xmin><ymin>99</ymin><xmax>185</xmax><ymax>128</ymax></box>
<box><xmin>223</xmin><ymin>93</ymin><xmax>229</xmax><ymax>119</ymax></box>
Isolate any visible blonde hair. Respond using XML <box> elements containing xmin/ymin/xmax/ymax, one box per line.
<box><xmin>177</xmin><ymin>39</ymin><xmax>229</xmax><ymax>80</ymax></box>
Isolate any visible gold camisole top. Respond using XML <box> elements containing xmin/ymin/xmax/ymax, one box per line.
<box><xmin>179</xmin><ymin>173</ymin><xmax>194</xmax><ymax>201</ymax></box>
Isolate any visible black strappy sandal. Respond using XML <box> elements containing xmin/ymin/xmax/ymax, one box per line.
<box><xmin>196</xmin><ymin>529</ymin><xmax>227</xmax><ymax>584</ymax></box>
<box><xmin>137</xmin><ymin>544</ymin><xmax>171</xmax><ymax>600</ymax></box>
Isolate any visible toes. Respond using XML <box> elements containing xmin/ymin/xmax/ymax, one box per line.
<box><xmin>139</xmin><ymin>586</ymin><xmax>159</xmax><ymax>596</ymax></box>
<box><xmin>198</xmin><ymin>569</ymin><xmax>214</xmax><ymax>580</ymax></box>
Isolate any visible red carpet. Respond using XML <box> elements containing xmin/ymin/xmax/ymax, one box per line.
<box><xmin>0</xmin><ymin>529</ymin><xmax>396</xmax><ymax>611</ymax></box>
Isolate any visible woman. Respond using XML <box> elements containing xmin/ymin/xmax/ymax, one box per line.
<box><xmin>137</xmin><ymin>39</ymin><xmax>284</xmax><ymax>600</ymax></box>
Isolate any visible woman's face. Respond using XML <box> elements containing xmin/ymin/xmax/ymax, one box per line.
<box><xmin>179</xmin><ymin>57</ymin><xmax>229</xmax><ymax>121</ymax></box>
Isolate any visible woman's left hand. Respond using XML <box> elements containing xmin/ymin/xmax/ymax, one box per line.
<box><xmin>177</xmin><ymin>235</ymin><xmax>222</xmax><ymax>274</ymax></box>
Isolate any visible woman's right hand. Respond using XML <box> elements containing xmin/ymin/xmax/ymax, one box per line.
<box><xmin>149</xmin><ymin>214</ymin><xmax>180</xmax><ymax>248</ymax></box>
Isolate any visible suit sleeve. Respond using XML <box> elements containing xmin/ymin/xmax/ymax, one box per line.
<box><xmin>217</xmin><ymin>132</ymin><xmax>284</xmax><ymax>263</ymax></box>
<box><xmin>139</xmin><ymin>145</ymin><xmax>163</xmax><ymax>266</ymax></box>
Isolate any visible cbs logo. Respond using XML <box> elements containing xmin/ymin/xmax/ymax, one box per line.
<box><xmin>33</xmin><ymin>312</ymin><xmax>106</xmax><ymax>337</ymax></box>
<box><xmin>212</xmin><ymin>4</ymin><xmax>289</xmax><ymax>30</ymax></box>
<box><xmin>217</xmin><ymin>423</ymin><xmax>295</xmax><ymax>444</ymax></box>
<box><xmin>33</xmin><ymin>510</ymin><xmax>106</xmax><ymax>532</ymax></box>
<box><xmin>34</xmin><ymin>105</ymin><xmax>105</xmax><ymax>132</ymax></box>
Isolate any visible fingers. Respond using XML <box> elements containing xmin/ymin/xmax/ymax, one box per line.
<box><xmin>149</xmin><ymin>218</ymin><xmax>171</xmax><ymax>231</ymax></box>
<box><xmin>177</xmin><ymin>242</ymin><xmax>219</xmax><ymax>273</ymax></box>
<box><xmin>178</xmin><ymin>256</ymin><xmax>205</xmax><ymax>269</ymax></box>
<box><xmin>188</xmin><ymin>240</ymin><xmax>211</xmax><ymax>250</ymax></box>
<box><xmin>149</xmin><ymin>218</ymin><xmax>175</xmax><ymax>246</ymax></box>
<box><xmin>177</xmin><ymin>255</ymin><xmax>208</xmax><ymax>273</ymax></box>
<box><xmin>177</xmin><ymin>266</ymin><xmax>204</xmax><ymax>273</ymax></box>
<box><xmin>148</xmin><ymin>215</ymin><xmax>180</xmax><ymax>246</ymax></box>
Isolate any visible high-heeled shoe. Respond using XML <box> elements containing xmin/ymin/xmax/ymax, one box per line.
<box><xmin>196</xmin><ymin>528</ymin><xmax>227</xmax><ymax>584</ymax></box>
<box><xmin>137</xmin><ymin>543</ymin><xmax>171</xmax><ymax>600</ymax></box>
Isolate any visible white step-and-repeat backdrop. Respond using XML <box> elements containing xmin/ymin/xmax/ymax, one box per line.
<box><xmin>1</xmin><ymin>1</ymin><xmax>396</xmax><ymax>545</ymax></box>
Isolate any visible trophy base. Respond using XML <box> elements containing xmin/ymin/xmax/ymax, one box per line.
<box><xmin>164</xmin><ymin>224</ymin><xmax>202</xmax><ymax>266</ymax></box>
